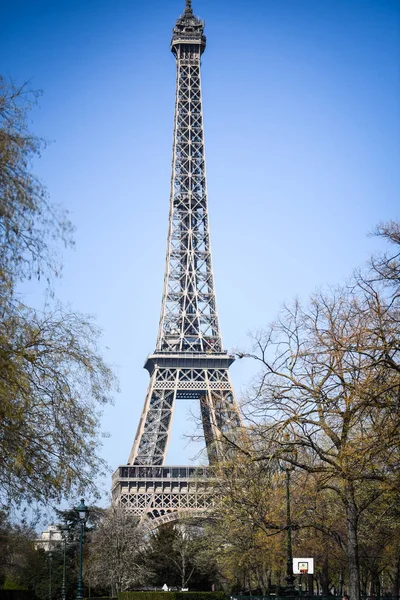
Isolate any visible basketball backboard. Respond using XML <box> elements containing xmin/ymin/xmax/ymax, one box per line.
<box><xmin>293</xmin><ymin>558</ymin><xmax>314</xmax><ymax>575</ymax></box>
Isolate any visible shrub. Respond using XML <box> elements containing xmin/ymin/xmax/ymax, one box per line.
<box><xmin>0</xmin><ymin>591</ymin><xmax>36</xmax><ymax>600</ymax></box>
<box><xmin>118</xmin><ymin>593</ymin><xmax>226</xmax><ymax>600</ymax></box>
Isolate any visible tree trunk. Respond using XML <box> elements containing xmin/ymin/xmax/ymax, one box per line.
<box><xmin>257</xmin><ymin>564</ymin><xmax>267</xmax><ymax>596</ymax></box>
<box><xmin>308</xmin><ymin>574</ymin><xmax>314</xmax><ymax>596</ymax></box>
<box><xmin>181</xmin><ymin>553</ymin><xmax>186</xmax><ymax>589</ymax></box>
<box><xmin>346</xmin><ymin>487</ymin><xmax>361</xmax><ymax>600</ymax></box>
<box><xmin>322</xmin><ymin>554</ymin><xmax>330</xmax><ymax>596</ymax></box>
<box><xmin>391</xmin><ymin>550</ymin><xmax>400</xmax><ymax>597</ymax></box>
<box><xmin>370</xmin><ymin>569</ymin><xmax>381</xmax><ymax>597</ymax></box>
<box><xmin>360</xmin><ymin>567</ymin><xmax>368</xmax><ymax>597</ymax></box>
<box><xmin>267</xmin><ymin>568</ymin><xmax>272</xmax><ymax>595</ymax></box>
<box><xmin>392</xmin><ymin>545</ymin><xmax>400</xmax><ymax>597</ymax></box>
<box><xmin>339</xmin><ymin>568</ymin><xmax>344</xmax><ymax>596</ymax></box>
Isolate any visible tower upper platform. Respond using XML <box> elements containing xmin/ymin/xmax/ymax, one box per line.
<box><xmin>171</xmin><ymin>0</ymin><xmax>206</xmax><ymax>55</ymax></box>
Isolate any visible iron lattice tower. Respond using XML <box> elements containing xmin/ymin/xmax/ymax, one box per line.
<box><xmin>112</xmin><ymin>0</ymin><xmax>242</xmax><ymax>523</ymax></box>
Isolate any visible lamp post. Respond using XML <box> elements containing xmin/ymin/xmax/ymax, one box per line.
<box><xmin>59</xmin><ymin>524</ymin><xmax>69</xmax><ymax>600</ymax></box>
<box><xmin>48</xmin><ymin>551</ymin><xmax>53</xmax><ymax>600</ymax></box>
<box><xmin>285</xmin><ymin>468</ymin><xmax>295</xmax><ymax>591</ymax></box>
<box><xmin>75</xmin><ymin>499</ymin><xmax>89</xmax><ymax>600</ymax></box>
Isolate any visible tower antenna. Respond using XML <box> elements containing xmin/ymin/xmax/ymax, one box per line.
<box><xmin>184</xmin><ymin>0</ymin><xmax>193</xmax><ymax>15</ymax></box>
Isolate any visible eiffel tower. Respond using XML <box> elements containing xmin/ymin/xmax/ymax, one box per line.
<box><xmin>112</xmin><ymin>0</ymin><xmax>242</xmax><ymax>524</ymax></box>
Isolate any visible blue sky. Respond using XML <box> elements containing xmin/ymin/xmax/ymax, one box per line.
<box><xmin>1</xmin><ymin>0</ymin><xmax>399</xmax><ymax>505</ymax></box>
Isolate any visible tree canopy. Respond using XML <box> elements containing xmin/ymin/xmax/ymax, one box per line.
<box><xmin>0</xmin><ymin>76</ymin><xmax>73</xmax><ymax>291</ymax></box>
<box><xmin>0</xmin><ymin>76</ymin><xmax>116</xmax><ymax>510</ymax></box>
<box><xmin>230</xmin><ymin>222</ymin><xmax>400</xmax><ymax>600</ymax></box>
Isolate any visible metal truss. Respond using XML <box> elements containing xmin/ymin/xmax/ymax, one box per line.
<box><xmin>113</xmin><ymin>1</ymin><xmax>243</xmax><ymax>524</ymax></box>
<box><xmin>157</xmin><ymin>1</ymin><xmax>218</xmax><ymax>355</ymax></box>
<box><xmin>128</xmin><ymin>364</ymin><xmax>242</xmax><ymax>466</ymax></box>
<box><xmin>112</xmin><ymin>466</ymin><xmax>215</xmax><ymax>527</ymax></box>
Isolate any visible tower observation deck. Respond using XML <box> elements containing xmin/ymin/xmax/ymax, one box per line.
<box><xmin>112</xmin><ymin>0</ymin><xmax>243</xmax><ymax>524</ymax></box>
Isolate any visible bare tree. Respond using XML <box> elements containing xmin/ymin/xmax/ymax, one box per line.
<box><xmin>238</xmin><ymin>275</ymin><xmax>399</xmax><ymax>600</ymax></box>
<box><xmin>0</xmin><ymin>76</ymin><xmax>117</xmax><ymax>508</ymax></box>
<box><xmin>0</xmin><ymin>76</ymin><xmax>73</xmax><ymax>292</ymax></box>
<box><xmin>85</xmin><ymin>507</ymin><xmax>149</xmax><ymax>596</ymax></box>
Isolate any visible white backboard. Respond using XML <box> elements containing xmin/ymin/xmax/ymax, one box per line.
<box><xmin>293</xmin><ymin>558</ymin><xmax>314</xmax><ymax>575</ymax></box>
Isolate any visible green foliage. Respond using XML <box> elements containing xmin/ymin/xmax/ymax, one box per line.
<box><xmin>56</xmin><ymin>506</ymin><xmax>105</xmax><ymax>532</ymax></box>
<box><xmin>0</xmin><ymin>513</ymin><xmax>66</xmax><ymax>600</ymax></box>
<box><xmin>141</xmin><ymin>523</ymin><xmax>220</xmax><ymax>591</ymax></box>
<box><xmin>84</xmin><ymin>597</ymin><xmax>117</xmax><ymax>600</ymax></box>
<box><xmin>0</xmin><ymin>302</ymin><xmax>116</xmax><ymax>507</ymax></box>
<box><xmin>176</xmin><ymin>594</ymin><xmax>226</xmax><ymax>600</ymax></box>
<box><xmin>119</xmin><ymin>593</ymin><xmax>174</xmax><ymax>600</ymax></box>
<box><xmin>1</xmin><ymin>577</ymin><xmax>28</xmax><ymax>591</ymax></box>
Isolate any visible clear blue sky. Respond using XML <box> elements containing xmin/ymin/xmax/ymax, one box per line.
<box><xmin>1</xmin><ymin>0</ymin><xmax>399</xmax><ymax>505</ymax></box>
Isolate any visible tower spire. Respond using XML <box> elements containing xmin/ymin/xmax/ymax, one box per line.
<box><xmin>172</xmin><ymin>0</ymin><xmax>206</xmax><ymax>54</ymax></box>
<box><xmin>112</xmin><ymin>1</ymin><xmax>243</xmax><ymax>524</ymax></box>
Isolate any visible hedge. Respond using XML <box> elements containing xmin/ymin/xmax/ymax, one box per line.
<box><xmin>176</xmin><ymin>594</ymin><xmax>226</xmax><ymax>600</ymax></box>
<box><xmin>119</xmin><ymin>593</ymin><xmax>173</xmax><ymax>600</ymax></box>
<box><xmin>84</xmin><ymin>597</ymin><xmax>117</xmax><ymax>600</ymax></box>
<box><xmin>0</xmin><ymin>592</ymin><xmax>36</xmax><ymax>600</ymax></box>
<box><xmin>84</xmin><ymin>598</ymin><xmax>117</xmax><ymax>600</ymax></box>
<box><xmin>118</xmin><ymin>592</ymin><xmax>226</xmax><ymax>600</ymax></box>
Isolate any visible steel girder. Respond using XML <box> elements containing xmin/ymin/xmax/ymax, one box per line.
<box><xmin>128</xmin><ymin>365</ymin><xmax>242</xmax><ymax>466</ymax></box>
<box><xmin>157</xmin><ymin>59</ymin><xmax>220</xmax><ymax>354</ymax></box>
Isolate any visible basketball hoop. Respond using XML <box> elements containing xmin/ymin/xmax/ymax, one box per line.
<box><xmin>293</xmin><ymin>558</ymin><xmax>314</xmax><ymax>575</ymax></box>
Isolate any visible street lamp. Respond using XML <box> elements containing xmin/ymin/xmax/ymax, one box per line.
<box><xmin>48</xmin><ymin>551</ymin><xmax>53</xmax><ymax>600</ymax></box>
<box><xmin>75</xmin><ymin>499</ymin><xmax>89</xmax><ymax>600</ymax></box>
<box><xmin>59</xmin><ymin>523</ymin><xmax>69</xmax><ymax>600</ymax></box>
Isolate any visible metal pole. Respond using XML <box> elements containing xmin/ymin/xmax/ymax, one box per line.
<box><xmin>48</xmin><ymin>552</ymin><xmax>53</xmax><ymax>600</ymax></box>
<box><xmin>61</xmin><ymin>535</ymin><xmax>67</xmax><ymax>600</ymax></box>
<box><xmin>76</xmin><ymin>520</ymin><xmax>84</xmax><ymax>600</ymax></box>
<box><xmin>285</xmin><ymin>468</ymin><xmax>295</xmax><ymax>590</ymax></box>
